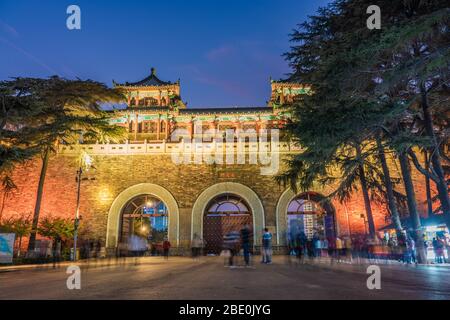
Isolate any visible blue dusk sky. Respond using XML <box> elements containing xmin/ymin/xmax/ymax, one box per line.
<box><xmin>0</xmin><ymin>0</ymin><xmax>330</xmax><ymax>108</ymax></box>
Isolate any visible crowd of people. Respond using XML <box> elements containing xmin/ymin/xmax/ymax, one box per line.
<box><xmin>221</xmin><ymin>225</ymin><xmax>272</xmax><ymax>267</ymax></box>
<box><xmin>286</xmin><ymin>230</ymin><xmax>449</xmax><ymax>265</ymax></box>
<box><xmin>77</xmin><ymin>228</ymin><xmax>448</xmax><ymax>266</ymax></box>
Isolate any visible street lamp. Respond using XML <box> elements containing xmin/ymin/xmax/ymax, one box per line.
<box><xmin>73</xmin><ymin>151</ymin><xmax>93</xmax><ymax>261</ymax></box>
<box><xmin>360</xmin><ymin>213</ymin><xmax>368</xmax><ymax>235</ymax></box>
<box><xmin>342</xmin><ymin>202</ymin><xmax>352</xmax><ymax>237</ymax></box>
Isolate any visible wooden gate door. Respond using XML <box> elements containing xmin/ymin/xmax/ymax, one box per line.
<box><xmin>203</xmin><ymin>215</ymin><xmax>253</xmax><ymax>254</ymax></box>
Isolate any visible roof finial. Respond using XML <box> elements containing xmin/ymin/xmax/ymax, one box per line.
<box><xmin>151</xmin><ymin>67</ymin><xmax>156</xmax><ymax>76</ymax></box>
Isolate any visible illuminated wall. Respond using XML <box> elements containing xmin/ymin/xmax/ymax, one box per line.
<box><xmin>1</xmin><ymin>145</ymin><xmax>436</xmax><ymax>253</ymax></box>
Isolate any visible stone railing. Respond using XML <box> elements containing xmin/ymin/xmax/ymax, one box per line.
<box><xmin>59</xmin><ymin>140</ymin><xmax>302</xmax><ymax>156</ymax></box>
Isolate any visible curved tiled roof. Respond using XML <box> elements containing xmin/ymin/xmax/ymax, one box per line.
<box><xmin>113</xmin><ymin>68</ymin><xmax>177</xmax><ymax>87</ymax></box>
<box><xmin>270</xmin><ymin>76</ymin><xmax>305</xmax><ymax>85</ymax></box>
<box><xmin>180</xmin><ymin>107</ymin><xmax>271</xmax><ymax>115</ymax></box>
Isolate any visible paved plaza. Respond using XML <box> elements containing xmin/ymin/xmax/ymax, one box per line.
<box><xmin>1</xmin><ymin>256</ymin><xmax>449</xmax><ymax>300</ymax></box>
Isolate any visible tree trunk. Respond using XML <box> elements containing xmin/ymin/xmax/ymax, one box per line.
<box><xmin>0</xmin><ymin>192</ymin><xmax>6</xmax><ymax>221</ymax></box>
<box><xmin>420</xmin><ymin>84</ymin><xmax>450</xmax><ymax>227</ymax></box>
<box><xmin>398</xmin><ymin>152</ymin><xmax>427</xmax><ymax>264</ymax></box>
<box><xmin>376</xmin><ymin>134</ymin><xmax>403</xmax><ymax>236</ymax></box>
<box><xmin>355</xmin><ymin>144</ymin><xmax>376</xmax><ymax>237</ymax></box>
<box><xmin>27</xmin><ymin>148</ymin><xmax>50</xmax><ymax>251</ymax></box>
<box><xmin>424</xmin><ymin>150</ymin><xmax>434</xmax><ymax>218</ymax></box>
<box><xmin>18</xmin><ymin>236</ymin><xmax>22</xmax><ymax>257</ymax></box>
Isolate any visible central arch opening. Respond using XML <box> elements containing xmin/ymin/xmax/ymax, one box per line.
<box><xmin>287</xmin><ymin>192</ymin><xmax>336</xmax><ymax>248</ymax></box>
<box><xmin>203</xmin><ymin>193</ymin><xmax>253</xmax><ymax>255</ymax></box>
<box><xmin>119</xmin><ymin>194</ymin><xmax>168</xmax><ymax>255</ymax></box>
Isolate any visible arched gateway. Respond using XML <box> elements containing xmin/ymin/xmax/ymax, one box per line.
<box><xmin>106</xmin><ymin>183</ymin><xmax>179</xmax><ymax>250</ymax></box>
<box><xmin>276</xmin><ymin>189</ymin><xmax>337</xmax><ymax>245</ymax></box>
<box><xmin>191</xmin><ymin>182</ymin><xmax>265</xmax><ymax>251</ymax></box>
<box><xmin>203</xmin><ymin>194</ymin><xmax>253</xmax><ymax>254</ymax></box>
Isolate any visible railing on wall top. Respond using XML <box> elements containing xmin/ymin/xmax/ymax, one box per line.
<box><xmin>59</xmin><ymin>140</ymin><xmax>302</xmax><ymax>155</ymax></box>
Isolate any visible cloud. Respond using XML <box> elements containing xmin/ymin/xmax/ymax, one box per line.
<box><xmin>205</xmin><ymin>44</ymin><xmax>235</xmax><ymax>62</ymax></box>
<box><xmin>60</xmin><ymin>64</ymin><xmax>78</xmax><ymax>79</ymax></box>
<box><xmin>181</xmin><ymin>64</ymin><xmax>251</xmax><ymax>99</ymax></box>
<box><xmin>0</xmin><ymin>37</ymin><xmax>57</xmax><ymax>75</ymax></box>
<box><xmin>0</xmin><ymin>19</ymin><xmax>19</xmax><ymax>38</ymax></box>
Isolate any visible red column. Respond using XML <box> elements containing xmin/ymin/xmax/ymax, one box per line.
<box><xmin>235</xmin><ymin>121</ymin><xmax>241</xmax><ymax>140</ymax></box>
<box><xmin>165</xmin><ymin>118</ymin><xmax>169</xmax><ymax>140</ymax></box>
<box><xmin>156</xmin><ymin>115</ymin><xmax>161</xmax><ymax>141</ymax></box>
<box><xmin>134</xmin><ymin>113</ymin><xmax>138</xmax><ymax>141</ymax></box>
<box><xmin>188</xmin><ymin>120</ymin><xmax>194</xmax><ymax>139</ymax></box>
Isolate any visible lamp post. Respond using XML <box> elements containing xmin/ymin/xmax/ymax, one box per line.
<box><xmin>360</xmin><ymin>213</ymin><xmax>368</xmax><ymax>235</ymax></box>
<box><xmin>342</xmin><ymin>202</ymin><xmax>352</xmax><ymax>238</ymax></box>
<box><xmin>73</xmin><ymin>152</ymin><xmax>93</xmax><ymax>261</ymax></box>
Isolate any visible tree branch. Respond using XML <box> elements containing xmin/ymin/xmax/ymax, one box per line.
<box><xmin>408</xmin><ymin>149</ymin><xmax>439</xmax><ymax>182</ymax></box>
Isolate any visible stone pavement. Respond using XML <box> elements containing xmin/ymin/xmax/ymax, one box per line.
<box><xmin>1</xmin><ymin>256</ymin><xmax>450</xmax><ymax>299</ymax></box>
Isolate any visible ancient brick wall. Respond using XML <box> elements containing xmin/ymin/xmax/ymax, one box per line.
<box><xmin>1</xmin><ymin>150</ymin><xmax>435</xmax><ymax>251</ymax></box>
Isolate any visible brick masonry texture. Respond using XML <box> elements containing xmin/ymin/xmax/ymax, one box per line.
<box><xmin>1</xmin><ymin>151</ymin><xmax>437</xmax><ymax>250</ymax></box>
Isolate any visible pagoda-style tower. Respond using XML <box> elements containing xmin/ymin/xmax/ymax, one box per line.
<box><xmin>269</xmin><ymin>78</ymin><xmax>311</xmax><ymax>108</ymax></box>
<box><xmin>113</xmin><ymin>67</ymin><xmax>185</xmax><ymax>109</ymax></box>
<box><xmin>109</xmin><ymin>68</ymin><xmax>295</xmax><ymax>143</ymax></box>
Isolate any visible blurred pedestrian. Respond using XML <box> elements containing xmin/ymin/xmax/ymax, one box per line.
<box><xmin>344</xmin><ymin>236</ymin><xmax>353</xmax><ymax>263</ymax></box>
<box><xmin>191</xmin><ymin>233</ymin><xmax>203</xmax><ymax>259</ymax></box>
<box><xmin>366</xmin><ymin>236</ymin><xmax>376</xmax><ymax>262</ymax></box>
<box><xmin>240</xmin><ymin>225</ymin><xmax>252</xmax><ymax>267</ymax></box>
<box><xmin>223</xmin><ymin>230</ymin><xmax>240</xmax><ymax>267</ymax></box>
<box><xmin>313</xmin><ymin>232</ymin><xmax>321</xmax><ymax>258</ymax></box>
<box><xmin>435</xmin><ymin>237</ymin><xmax>445</xmax><ymax>264</ymax></box>
<box><xmin>406</xmin><ymin>236</ymin><xmax>416</xmax><ymax>264</ymax></box>
<box><xmin>335</xmin><ymin>236</ymin><xmax>343</xmax><ymax>262</ymax></box>
<box><xmin>262</xmin><ymin>228</ymin><xmax>273</xmax><ymax>264</ymax></box>
<box><xmin>52</xmin><ymin>236</ymin><xmax>62</xmax><ymax>269</ymax></box>
<box><xmin>327</xmin><ymin>236</ymin><xmax>336</xmax><ymax>264</ymax></box>
<box><xmin>163</xmin><ymin>237</ymin><xmax>171</xmax><ymax>260</ymax></box>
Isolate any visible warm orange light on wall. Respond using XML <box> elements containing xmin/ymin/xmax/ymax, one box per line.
<box><xmin>98</xmin><ymin>187</ymin><xmax>112</xmax><ymax>203</ymax></box>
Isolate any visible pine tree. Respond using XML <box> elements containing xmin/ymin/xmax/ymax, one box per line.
<box><xmin>279</xmin><ymin>0</ymin><xmax>448</xmax><ymax>263</ymax></box>
<box><xmin>1</xmin><ymin>77</ymin><xmax>126</xmax><ymax>251</ymax></box>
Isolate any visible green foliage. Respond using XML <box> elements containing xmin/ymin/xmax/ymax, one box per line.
<box><xmin>278</xmin><ymin>0</ymin><xmax>449</xmax><ymax>238</ymax></box>
<box><xmin>37</xmin><ymin>216</ymin><xmax>75</xmax><ymax>241</ymax></box>
<box><xmin>1</xmin><ymin>76</ymin><xmax>129</xmax><ymax>249</ymax></box>
<box><xmin>0</xmin><ymin>214</ymin><xmax>32</xmax><ymax>237</ymax></box>
<box><xmin>279</xmin><ymin>0</ymin><xmax>449</xmax><ymax>189</ymax></box>
<box><xmin>0</xmin><ymin>76</ymin><xmax>127</xmax><ymax>182</ymax></box>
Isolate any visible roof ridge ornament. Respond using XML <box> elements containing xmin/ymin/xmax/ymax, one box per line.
<box><xmin>151</xmin><ymin>67</ymin><xmax>156</xmax><ymax>76</ymax></box>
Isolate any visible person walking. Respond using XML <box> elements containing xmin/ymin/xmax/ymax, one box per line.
<box><xmin>313</xmin><ymin>232</ymin><xmax>321</xmax><ymax>258</ymax></box>
<box><xmin>436</xmin><ymin>237</ymin><xmax>445</xmax><ymax>264</ymax></box>
<box><xmin>295</xmin><ymin>232</ymin><xmax>305</xmax><ymax>264</ymax></box>
<box><xmin>223</xmin><ymin>230</ymin><xmax>240</xmax><ymax>267</ymax></box>
<box><xmin>445</xmin><ymin>236</ymin><xmax>450</xmax><ymax>264</ymax></box>
<box><xmin>261</xmin><ymin>228</ymin><xmax>273</xmax><ymax>264</ymax></box>
<box><xmin>191</xmin><ymin>233</ymin><xmax>203</xmax><ymax>260</ymax></box>
<box><xmin>306</xmin><ymin>238</ymin><xmax>314</xmax><ymax>259</ymax></box>
<box><xmin>335</xmin><ymin>236</ymin><xmax>343</xmax><ymax>262</ymax></box>
<box><xmin>240</xmin><ymin>225</ymin><xmax>252</xmax><ymax>267</ymax></box>
<box><xmin>344</xmin><ymin>236</ymin><xmax>353</xmax><ymax>263</ymax></box>
<box><xmin>432</xmin><ymin>237</ymin><xmax>440</xmax><ymax>263</ymax></box>
<box><xmin>162</xmin><ymin>237</ymin><xmax>171</xmax><ymax>260</ymax></box>
<box><xmin>52</xmin><ymin>235</ymin><xmax>62</xmax><ymax>269</ymax></box>
<box><xmin>406</xmin><ymin>236</ymin><xmax>416</xmax><ymax>264</ymax></box>
<box><xmin>327</xmin><ymin>236</ymin><xmax>336</xmax><ymax>265</ymax></box>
